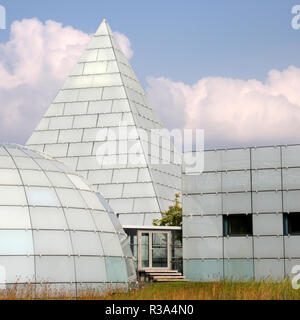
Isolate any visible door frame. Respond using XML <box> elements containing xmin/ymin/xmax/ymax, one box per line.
<box><xmin>137</xmin><ymin>230</ymin><xmax>172</xmax><ymax>271</ymax></box>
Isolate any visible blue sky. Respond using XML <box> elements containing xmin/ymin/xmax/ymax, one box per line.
<box><xmin>0</xmin><ymin>0</ymin><xmax>299</xmax><ymax>84</ymax></box>
<box><xmin>1</xmin><ymin>0</ymin><xmax>300</xmax><ymax>148</ymax></box>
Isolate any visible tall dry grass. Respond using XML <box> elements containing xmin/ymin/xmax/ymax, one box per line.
<box><xmin>0</xmin><ymin>280</ymin><xmax>299</xmax><ymax>300</ymax></box>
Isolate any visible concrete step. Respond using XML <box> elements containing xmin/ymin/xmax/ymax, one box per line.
<box><xmin>154</xmin><ymin>279</ymin><xmax>189</xmax><ymax>282</ymax></box>
<box><xmin>153</xmin><ymin>276</ymin><xmax>185</xmax><ymax>280</ymax></box>
<box><xmin>147</xmin><ymin>272</ymin><xmax>182</xmax><ymax>276</ymax></box>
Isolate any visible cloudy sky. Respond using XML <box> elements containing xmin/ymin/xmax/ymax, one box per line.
<box><xmin>0</xmin><ymin>0</ymin><xmax>300</xmax><ymax>149</ymax></box>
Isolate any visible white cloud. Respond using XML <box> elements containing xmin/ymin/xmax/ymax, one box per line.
<box><xmin>0</xmin><ymin>18</ymin><xmax>133</xmax><ymax>144</ymax></box>
<box><xmin>113</xmin><ymin>31</ymin><xmax>134</xmax><ymax>60</ymax></box>
<box><xmin>146</xmin><ymin>66</ymin><xmax>300</xmax><ymax>149</ymax></box>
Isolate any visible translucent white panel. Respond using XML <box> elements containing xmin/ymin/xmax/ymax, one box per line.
<box><xmin>251</xmin><ymin>147</ymin><xmax>281</xmax><ymax>169</ymax></box>
<box><xmin>83</xmin><ymin>61</ymin><xmax>108</xmax><ymax>74</ymax></box>
<box><xmin>56</xmin><ymin>189</ymin><xmax>86</xmax><ymax>208</ymax></box>
<box><xmin>46</xmin><ymin>172</ymin><xmax>74</xmax><ymax>188</ymax></box>
<box><xmin>224</xmin><ymin>259</ymin><xmax>254</xmax><ymax>281</ymax></box>
<box><xmin>112</xmin><ymin>100</ymin><xmax>130</xmax><ymax>113</ymax></box>
<box><xmin>202</xmin><ymin>151</ymin><xmax>222</xmax><ymax>172</ymax></box>
<box><xmin>99</xmin><ymin>184</ymin><xmax>123</xmax><ymax>199</ymax></box>
<box><xmin>183</xmin><ymin>238</ymin><xmax>223</xmax><ymax>259</ymax></box>
<box><xmin>71</xmin><ymin>232</ymin><xmax>103</xmax><ymax>256</ymax></box>
<box><xmin>98</xmin><ymin>113</ymin><xmax>123</xmax><ymax>127</ymax></box>
<box><xmin>222</xmin><ymin>171</ymin><xmax>250</xmax><ymax>192</ymax></box>
<box><xmin>0</xmin><ymin>147</ymin><xmax>9</xmax><ymax>156</ymax></box>
<box><xmin>34</xmin><ymin>231</ymin><xmax>72</xmax><ymax>255</ymax></box>
<box><xmin>0</xmin><ymin>169</ymin><xmax>21</xmax><ymax>185</ymax></box>
<box><xmin>252</xmin><ymin>192</ymin><xmax>282</xmax><ymax>213</ymax></box>
<box><xmin>254</xmin><ymin>259</ymin><xmax>284</xmax><ymax>280</ymax></box>
<box><xmin>91</xmin><ymin>211</ymin><xmax>115</xmax><ymax>233</ymax></box>
<box><xmin>87</xmin><ymin>35</ymin><xmax>111</xmax><ymax>49</ymax></box>
<box><xmin>26</xmin><ymin>187</ymin><xmax>60</xmax><ymax>207</ymax></box>
<box><xmin>49</xmin><ymin>117</ymin><xmax>73</xmax><ymax>130</ymax></box>
<box><xmin>66</xmin><ymin>174</ymin><xmax>89</xmax><ymax>191</ymax></box>
<box><xmin>0</xmin><ymin>186</ymin><xmax>27</xmax><ymax>206</ymax></box>
<box><xmin>183</xmin><ymin>216</ymin><xmax>222</xmax><ymax>237</ymax></box>
<box><xmin>283</xmin><ymin>168</ymin><xmax>300</xmax><ymax>189</ymax></box>
<box><xmin>28</xmin><ymin>131</ymin><xmax>59</xmax><ymax>146</ymax></box>
<box><xmin>223</xmin><ymin>193</ymin><xmax>251</xmax><ymax>214</ymax></box>
<box><xmin>100</xmin><ymin>233</ymin><xmax>123</xmax><ymax>256</ymax></box>
<box><xmin>30</xmin><ymin>207</ymin><xmax>68</xmax><ymax>230</ymax></box>
<box><xmin>44</xmin><ymin>144</ymin><xmax>68</xmax><ymax>158</ymax></box>
<box><xmin>254</xmin><ymin>236</ymin><xmax>284</xmax><ymax>258</ymax></box>
<box><xmin>282</xmin><ymin>145</ymin><xmax>300</xmax><ymax>167</ymax></box>
<box><xmin>283</xmin><ymin>191</ymin><xmax>300</xmax><ymax>212</ymax></box>
<box><xmin>0</xmin><ymin>156</ymin><xmax>16</xmax><ymax>169</ymax></box>
<box><xmin>88</xmin><ymin>101</ymin><xmax>112</xmax><ymax>114</ymax></box>
<box><xmin>20</xmin><ymin>170</ymin><xmax>50</xmax><ymax>187</ymax></box>
<box><xmin>133</xmin><ymin>198</ymin><xmax>160</xmax><ymax>213</ymax></box>
<box><xmin>144</xmin><ymin>213</ymin><xmax>161</xmax><ymax>226</ymax></box>
<box><xmin>13</xmin><ymin>157</ymin><xmax>40</xmax><ymax>170</ymax></box>
<box><xmin>58</xmin><ymin>157</ymin><xmax>78</xmax><ymax>171</ymax></box>
<box><xmin>87</xmin><ymin>170</ymin><xmax>112</xmax><ymax>184</ymax></box>
<box><xmin>253</xmin><ymin>214</ymin><xmax>283</xmax><ymax>236</ymax></box>
<box><xmin>79</xmin><ymin>49</ymin><xmax>98</xmax><ymax>62</ymax></box>
<box><xmin>138</xmin><ymin>168</ymin><xmax>151</xmax><ymax>182</ymax></box>
<box><xmin>184</xmin><ymin>173</ymin><xmax>221</xmax><ymax>194</ymax></box>
<box><xmin>65</xmin><ymin>208</ymin><xmax>95</xmax><ymax>231</ymax></box>
<box><xmin>112</xmin><ymin>169</ymin><xmax>138</xmax><ymax>183</ymax></box>
<box><xmin>0</xmin><ymin>256</ymin><xmax>35</xmax><ymax>284</ymax></box>
<box><xmin>252</xmin><ymin>169</ymin><xmax>282</xmax><ymax>192</ymax></box>
<box><xmin>68</xmin><ymin>143</ymin><xmax>93</xmax><ymax>157</ymax></box>
<box><xmin>58</xmin><ymin>129</ymin><xmax>83</xmax><ymax>143</ymax></box>
<box><xmin>106</xmin><ymin>258</ymin><xmax>128</xmax><ymax>282</ymax></box>
<box><xmin>75</xmin><ymin>257</ymin><xmax>107</xmax><ymax>282</ymax></box>
<box><xmin>77</xmin><ymin>156</ymin><xmax>100</xmax><ymax>170</ymax></box>
<box><xmin>122</xmin><ymin>183</ymin><xmax>155</xmax><ymax>198</ymax></box>
<box><xmin>109</xmin><ymin>199</ymin><xmax>133</xmax><ymax>214</ymax></box>
<box><xmin>183</xmin><ymin>194</ymin><xmax>222</xmax><ymax>215</ymax></box>
<box><xmin>80</xmin><ymin>191</ymin><xmax>105</xmax><ymax>210</ymax></box>
<box><xmin>285</xmin><ymin>236</ymin><xmax>300</xmax><ymax>258</ymax></box>
<box><xmin>224</xmin><ymin>237</ymin><xmax>253</xmax><ymax>259</ymax></box>
<box><xmin>73</xmin><ymin>115</ymin><xmax>98</xmax><ymax>129</ymax></box>
<box><xmin>82</xmin><ymin>128</ymin><xmax>108</xmax><ymax>143</ymax></box>
<box><xmin>34</xmin><ymin>159</ymin><xmax>60</xmax><ymax>171</ymax></box>
<box><xmin>0</xmin><ymin>230</ymin><xmax>33</xmax><ymax>255</ymax></box>
<box><xmin>36</xmin><ymin>256</ymin><xmax>75</xmax><ymax>283</ymax></box>
<box><xmin>93</xmin><ymin>74</ymin><xmax>123</xmax><ymax>87</ymax></box>
<box><xmin>97</xmin><ymin>48</ymin><xmax>115</xmax><ymax>61</ymax></box>
<box><xmin>102</xmin><ymin>87</ymin><xmax>127</xmax><ymax>100</ymax></box>
<box><xmin>118</xmin><ymin>214</ymin><xmax>145</xmax><ymax>226</ymax></box>
<box><xmin>222</xmin><ymin>149</ymin><xmax>250</xmax><ymax>170</ymax></box>
<box><xmin>184</xmin><ymin>260</ymin><xmax>223</xmax><ymax>282</ymax></box>
<box><xmin>64</xmin><ymin>102</ymin><xmax>88</xmax><ymax>115</ymax></box>
<box><xmin>44</xmin><ymin>103</ymin><xmax>64</xmax><ymax>117</ymax></box>
<box><xmin>0</xmin><ymin>206</ymin><xmax>31</xmax><ymax>229</ymax></box>
<box><xmin>78</xmin><ymin>88</ymin><xmax>103</xmax><ymax>101</ymax></box>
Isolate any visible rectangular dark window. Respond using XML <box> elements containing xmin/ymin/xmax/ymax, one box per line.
<box><xmin>223</xmin><ymin>214</ymin><xmax>253</xmax><ymax>237</ymax></box>
<box><xmin>283</xmin><ymin>213</ymin><xmax>300</xmax><ymax>235</ymax></box>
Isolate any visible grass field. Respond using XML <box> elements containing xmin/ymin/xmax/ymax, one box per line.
<box><xmin>0</xmin><ymin>280</ymin><xmax>300</xmax><ymax>300</ymax></box>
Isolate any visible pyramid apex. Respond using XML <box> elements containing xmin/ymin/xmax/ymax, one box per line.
<box><xmin>95</xmin><ymin>18</ymin><xmax>112</xmax><ymax>36</ymax></box>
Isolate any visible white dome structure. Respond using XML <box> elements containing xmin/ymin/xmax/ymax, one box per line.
<box><xmin>0</xmin><ymin>144</ymin><xmax>136</xmax><ymax>293</ymax></box>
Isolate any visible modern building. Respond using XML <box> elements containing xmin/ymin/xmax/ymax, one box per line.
<box><xmin>0</xmin><ymin>144</ymin><xmax>136</xmax><ymax>291</ymax></box>
<box><xmin>1</xmin><ymin>18</ymin><xmax>299</xmax><ymax>286</ymax></box>
<box><xmin>183</xmin><ymin>146</ymin><xmax>300</xmax><ymax>281</ymax></box>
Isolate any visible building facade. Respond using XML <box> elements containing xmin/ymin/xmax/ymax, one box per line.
<box><xmin>183</xmin><ymin>146</ymin><xmax>300</xmax><ymax>281</ymax></box>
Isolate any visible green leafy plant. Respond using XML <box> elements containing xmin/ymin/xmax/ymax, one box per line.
<box><xmin>153</xmin><ymin>194</ymin><xmax>182</xmax><ymax>227</ymax></box>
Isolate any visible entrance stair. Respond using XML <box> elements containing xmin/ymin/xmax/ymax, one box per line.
<box><xmin>144</xmin><ymin>270</ymin><xmax>189</xmax><ymax>282</ymax></box>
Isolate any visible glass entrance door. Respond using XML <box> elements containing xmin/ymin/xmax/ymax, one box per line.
<box><xmin>138</xmin><ymin>231</ymin><xmax>171</xmax><ymax>270</ymax></box>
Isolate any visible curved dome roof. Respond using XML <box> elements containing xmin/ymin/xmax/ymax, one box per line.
<box><xmin>0</xmin><ymin>144</ymin><xmax>136</xmax><ymax>293</ymax></box>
